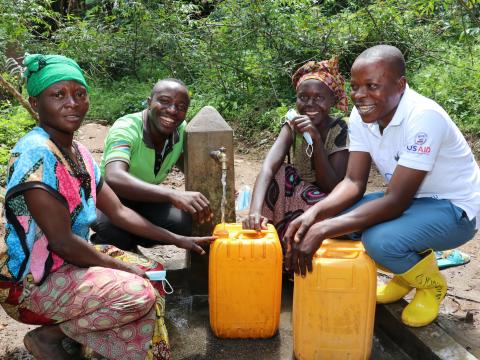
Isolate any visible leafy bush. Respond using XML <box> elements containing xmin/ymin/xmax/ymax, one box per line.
<box><xmin>1</xmin><ymin>0</ymin><xmax>479</xmax><ymax>183</ymax></box>
<box><xmin>87</xmin><ymin>78</ymin><xmax>153</xmax><ymax>122</ymax></box>
<box><xmin>410</xmin><ymin>43</ymin><xmax>480</xmax><ymax>132</ymax></box>
<box><xmin>0</xmin><ymin>103</ymin><xmax>35</xmax><ymax>185</ymax></box>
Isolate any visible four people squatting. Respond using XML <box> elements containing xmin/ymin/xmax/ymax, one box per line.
<box><xmin>1</xmin><ymin>44</ymin><xmax>479</xmax><ymax>359</ymax></box>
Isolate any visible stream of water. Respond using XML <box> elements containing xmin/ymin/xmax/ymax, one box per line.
<box><xmin>220</xmin><ymin>168</ymin><xmax>227</xmax><ymax>231</ymax></box>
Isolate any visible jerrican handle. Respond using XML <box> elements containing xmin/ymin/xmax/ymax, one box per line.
<box><xmin>234</xmin><ymin>229</ymin><xmax>268</xmax><ymax>239</ymax></box>
<box><xmin>320</xmin><ymin>247</ymin><xmax>361</xmax><ymax>259</ymax></box>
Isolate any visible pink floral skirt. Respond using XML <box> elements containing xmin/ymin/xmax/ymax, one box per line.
<box><xmin>262</xmin><ymin>164</ymin><xmax>327</xmax><ymax>254</ymax></box>
<box><xmin>0</xmin><ymin>245</ymin><xmax>170</xmax><ymax>360</ymax></box>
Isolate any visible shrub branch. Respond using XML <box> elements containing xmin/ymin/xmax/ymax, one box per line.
<box><xmin>0</xmin><ymin>75</ymin><xmax>38</xmax><ymax>121</ymax></box>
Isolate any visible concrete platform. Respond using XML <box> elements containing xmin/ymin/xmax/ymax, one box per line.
<box><xmin>376</xmin><ymin>302</ymin><xmax>478</xmax><ymax>360</ymax></box>
<box><xmin>138</xmin><ymin>245</ymin><xmax>479</xmax><ymax>359</ymax></box>
<box><xmin>166</xmin><ymin>282</ymin><xmax>411</xmax><ymax>360</ymax></box>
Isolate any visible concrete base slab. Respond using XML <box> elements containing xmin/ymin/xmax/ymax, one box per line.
<box><xmin>137</xmin><ymin>245</ymin><xmax>188</xmax><ymax>271</ymax></box>
<box><xmin>376</xmin><ymin>301</ymin><xmax>478</xmax><ymax>360</ymax></box>
<box><xmin>137</xmin><ymin>246</ymin><xmax>477</xmax><ymax>359</ymax></box>
<box><xmin>165</xmin><ymin>281</ymin><xmax>413</xmax><ymax>360</ymax></box>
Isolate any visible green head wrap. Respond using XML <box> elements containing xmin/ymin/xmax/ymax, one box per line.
<box><xmin>23</xmin><ymin>54</ymin><xmax>89</xmax><ymax>97</ymax></box>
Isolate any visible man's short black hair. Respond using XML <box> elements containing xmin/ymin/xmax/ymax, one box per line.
<box><xmin>356</xmin><ymin>45</ymin><xmax>406</xmax><ymax>78</ymax></box>
<box><xmin>151</xmin><ymin>78</ymin><xmax>187</xmax><ymax>97</ymax></box>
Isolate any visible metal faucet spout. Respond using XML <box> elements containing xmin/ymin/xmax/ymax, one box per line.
<box><xmin>210</xmin><ymin>147</ymin><xmax>227</xmax><ymax>170</ymax></box>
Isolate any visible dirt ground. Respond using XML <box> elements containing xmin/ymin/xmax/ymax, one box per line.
<box><xmin>0</xmin><ymin>123</ymin><xmax>479</xmax><ymax>359</ymax></box>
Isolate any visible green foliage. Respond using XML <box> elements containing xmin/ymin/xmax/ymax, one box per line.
<box><xmin>87</xmin><ymin>78</ymin><xmax>153</xmax><ymax>121</ymax></box>
<box><xmin>410</xmin><ymin>43</ymin><xmax>480</xmax><ymax>132</ymax></box>
<box><xmin>0</xmin><ymin>0</ymin><xmax>479</xmax><ymax>184</ymax></box>
<box><xmin>0</xmin><ymin>0</ymin><xmax>61</xmax><ymax>62</ymax></box>
<box><xmin>0</xmin><ymin>103</ymin><xmax>35</xmax><ymax>185</ymax></box>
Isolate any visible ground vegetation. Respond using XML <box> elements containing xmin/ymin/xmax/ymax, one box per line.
<box><xmin>0</xmin><ymin>0</ymin><xmax>479</xmax><ymax>183</ymax></box>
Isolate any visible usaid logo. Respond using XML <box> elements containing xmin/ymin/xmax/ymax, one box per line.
<box><xmin>406</xmin><ymin>145</ymin><xmax>431</xmax><ymax>154</ymax></box>
<box><xmin>415</xmin><ymin>132</ymin><xmax>428</xmax><ymax>145</ymax></box>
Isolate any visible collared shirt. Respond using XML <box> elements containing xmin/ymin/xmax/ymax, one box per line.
<box><xmin>141</xmin><ymin>110</ymin><xmax>180</xmax><ymax>175</ymax></box>
<box><xmin>101</xmin><ymin>111</ymin><xmax>186</xmax><ymax>185</ymax></box>
<box><xmin>349</xmin><ymin>85</ymin><xmax>480</xmax><ymax>223</ymax></box>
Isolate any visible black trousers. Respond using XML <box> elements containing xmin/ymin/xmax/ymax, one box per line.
<box><xmin>91</xmin><ymin>198</ymin><xmax>193</xmax><ymax>251</ymax></box>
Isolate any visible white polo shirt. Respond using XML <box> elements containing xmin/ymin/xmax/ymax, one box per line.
<box><xmin>348</xmin><ymin>85</ymin><xmax>480</xmax><ymax>223</ymax></box>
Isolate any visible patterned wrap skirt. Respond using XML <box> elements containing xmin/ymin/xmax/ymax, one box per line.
<box><xmin>262</xmin><ymin>164</ymin><xmax>327</xmax><ymax>253</ymax></box>
<box><xmin>0</xmin><ymin>245</ymin><xmax>170</xmax><ymax>360</ymax></box>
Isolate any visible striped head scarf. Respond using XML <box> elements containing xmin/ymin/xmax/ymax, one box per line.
<box><xmin>292</xmin><ymin>58</ymin><xmax>348</xmax><ymax>113</ymax></box>
<box><xmin>23</xmin><ymin>54</ymin><xmax>89</xmax><ymax>97</ymax></box>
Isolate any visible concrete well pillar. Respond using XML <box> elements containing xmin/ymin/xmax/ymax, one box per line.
<box><xmin>184</xmin><ymin>106</ymin><xmax>235</xmax><ymax>294</ymax></box>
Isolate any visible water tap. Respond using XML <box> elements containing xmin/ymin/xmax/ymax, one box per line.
<box><xmin>210</xmin><ymin>147</ymin><xmax>228</xmax><ymax>170</ymax></box>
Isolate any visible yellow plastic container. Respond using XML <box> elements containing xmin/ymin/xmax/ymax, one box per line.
<box><xmin>209</xmin><ymin>223</ymin><xmax>282</xmax><ymax>338</ymax></box>
<box><xmin>293</xmin><ymin>239</ymin><xmax>376</xmax><ymax>360</ymax></box>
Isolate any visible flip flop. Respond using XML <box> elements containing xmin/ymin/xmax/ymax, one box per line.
<box><xmin>435</xmin><ymin>250</ymin><xmax>470</xmax><ymax>270</ymax></box>
<box><xmin>24</xmin><ymin>331</ymin><xmax>44</xmax><ymax>360</ymax></box>
<box><xmin>24</xmin><ymin>329</ymin><xmax>76</xmax><ymax>360</ymax></box>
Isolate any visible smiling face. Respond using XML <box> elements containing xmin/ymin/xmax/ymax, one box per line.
<box><xmin>350</xmin><ymin>57</ymin><xmax>406</xmax><ymax>128</ymax></box>
<box><xmin>147</xmin><ymin>81</ymin><xmax>190</xmax><ymax>138</ymax></box>
<box><xmin>29</xmin><ymin>80</ymin><xmax>89</xmax><ymax>136</ymax></box>
<box><xmin>296</xmin><ymin>79</ymin><xmax>335</xmax><ymax>126</ymax></box>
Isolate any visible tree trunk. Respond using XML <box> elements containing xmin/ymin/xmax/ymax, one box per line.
<box><xmin>0</xmin><ymin>75</ymin><xmax>38</xmax><ymax>121</ymax></box>
<box><xmin>67</xmin><ymin>0</ymin><xmax>76</xmax><ymax>14</ymax></box>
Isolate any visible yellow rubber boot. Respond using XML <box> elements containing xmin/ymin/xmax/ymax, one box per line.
<box><xmin>376</xmin><ymin>275</ymin><xmax>412</xmax><ymax>304</ymax></box>
<box><xmin>376</xmin><ymin>262</ymin><xmax>412</xmax><ymax>304</ymax></box>
<box><xmin>400</xmin><ymin>250</ymin><xmax>447</xmax><ymax>327</ymax></box>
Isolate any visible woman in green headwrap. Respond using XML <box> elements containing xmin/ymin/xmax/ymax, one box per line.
<box><xmin>0</xmin><ymin>54</ymin><xmax>214</xmax><ymax>360</ymax></box>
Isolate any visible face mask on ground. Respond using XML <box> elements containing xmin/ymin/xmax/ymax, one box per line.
<box><xmin>145</xmin><ymin>270</ymin><xmax>174</xmax><ymax>294</ymax></box>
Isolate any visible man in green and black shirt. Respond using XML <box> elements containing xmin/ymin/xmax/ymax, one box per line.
<box><xmin>91</xmin><ymin>78</ymin><xmax>213</xmax><ymax>251</ymax></box>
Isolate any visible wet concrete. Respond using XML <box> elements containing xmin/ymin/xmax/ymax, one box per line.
<box><xmin>165</xmin><ymin>277</ymin><xmax>412</xmax><ymax>360</ymax></box>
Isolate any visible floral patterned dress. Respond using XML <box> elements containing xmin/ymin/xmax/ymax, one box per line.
<box><xmin>0</xmin><ymin>127</ymin><xmax>170</xmax><ymax>359</ymax></box>
<box><xmin>262</xmin><ymin>118</ymin><xmax>348</xmax><ymax>250</ymax></box>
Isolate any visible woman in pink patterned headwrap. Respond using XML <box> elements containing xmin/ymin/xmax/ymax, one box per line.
<box><xmin>243</xmin><ymin>58</ymin><xmax>349</xmax><ymax>261</ymax></box>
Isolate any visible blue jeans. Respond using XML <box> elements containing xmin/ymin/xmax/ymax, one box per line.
<box><xmin>339</xmin><ymin>192</ymin><xmax>476</xmax><ymax>273</ymax></box>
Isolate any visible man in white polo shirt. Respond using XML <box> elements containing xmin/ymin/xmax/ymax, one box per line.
<box><xmin>284</xmin><ymin>44</ymin><xmax>480</xmax><ymax>327</ymax></box>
